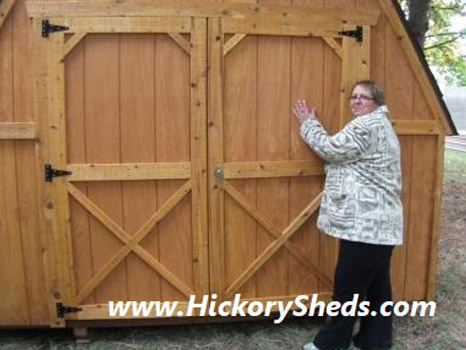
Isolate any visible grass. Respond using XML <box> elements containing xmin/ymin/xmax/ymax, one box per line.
<box><xmin>443</xmin><ymin>149</ymin><xmax>466</xmax><ymax>184</ymax></box>
<box><xmin>0</xmin><ymin>150</ymin><xmax>465</xmax><ymax>350</ymax></box>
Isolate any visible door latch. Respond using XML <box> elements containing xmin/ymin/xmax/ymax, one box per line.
<box><xmin>215</xmin><ymin>166</ymin><xmax>223</xmax><ymax>179</ymax></box>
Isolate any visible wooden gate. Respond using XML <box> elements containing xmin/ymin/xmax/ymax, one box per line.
<box><xmin>28</xmin><ymin>1</ymin><xmax>377</xmax><ymax>325</ymax></box>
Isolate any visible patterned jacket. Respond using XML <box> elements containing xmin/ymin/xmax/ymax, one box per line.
<box><xmin>300</xmin><ymin>105</ymin><xmax>403</xmax><ymax>245</ymax></box>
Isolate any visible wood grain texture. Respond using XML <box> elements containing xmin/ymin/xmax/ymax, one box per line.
<box><xmin>190</xmin><ymin>18</ymin><xmax>209</xmax><ymax>296</ymax></box>
<box><xmin>12</xmin><ymin>0</ymin><xmax>49</xmax><ymax>325</ymax></box>
<box><xmin>427</xmin><ymin>135</ymin><xmax>444</xmax><ymax>300</ymax></box>
<box><xmin>376</xmin><ymin>0</ymin><xmax>451</xmax><ymax>134</ymax></box>
<box><xmin>119</xmin><ymin>33</ymin><xmax>159</xmax><ymax>301</ymax></box>
<box><xmin>25</xmin><ymin>0</ymin><xmax>379</xmax><ymax>24</ymax></box>
<box><xmin>404</xmin><ymin>136</ymin><xmax>436</xmax><ymax>300</ymax></box>
<box><xmin>84</xmin><ymin>34</ymin><xmax>127</xmax><ymax>303</ymax></box>
<box><xmin>207</xmin><ymin>18</ymin><xmax>226</xmax><ymax>297</ymax></box>
<box><xmin>225</xmin><ymin>191</ymin><xmax>323</xmax><ymax>297</ymax></box>
<box><xmin>156</xmin><ymin>32</ymin><xmax>195</xmax><ymax>300</ymax></box>
<box><xmin>223</xmin><ymin>33</ymin><xmax>258</xmax><ymax>299</ymax></box>
<box><xmin>65</xmin><ymin>34</ymin><xmax>95</xmax><ymax>306</ymax></box>
<box><xmin>68</xmin><ymin>163</ymin><xmax>191</xmax><ymax>181</ymax></box>
<box><xmin>255</xmin><ymin>32</ymin><xmax>290</xmax><ymax>298</ymax></box>
<box><xmin>0</xmin><ymin>122</ymin><xmax>35</xmax><ymax>139</ymax></box>
<box><xmin>288</xmin><ymin>8</ymin><xmax>325</xmax><ymax>294</ymax></box>
<box><xmin>0</xmin><ymin>14</ymin><xmax>30</xmax><ymax>324</ymax></box>
<box><xmin>0</xmin><ymin>0</ymin><xmax>17</xmax><ymax>32</ymax></box>
<box><xmin>224</xmin><ymin>160</ymin><xmax>324</xmax><ymax>179</ymax></box>
<box><xmin>0</xmin><ymin>0</ymin><xmax>453</xmax><ymax>328</ymax></box>
<box><xmin>64</xmin><ymin>32</ymin><xmax>87</xmax><ymax>58</ymax></box>
<box><xmin>168</xmin><ymin>32</ymin><xmax>191</xmax><ymax>54</ymax></box>
<box><xmin>37</xmin><ymin>17</ymin><xmax>192</xmax><ymax>34</ymax></box>
<box><xmin>384</xmin><ymin>7</ymin><xmax>414</xmax><ymax>301</ymax></box>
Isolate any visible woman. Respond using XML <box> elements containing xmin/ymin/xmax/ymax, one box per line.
<box><xmin>293</xmin><ymin>80</ymin><xmax>403</xmax><ymax>350</ymax></box>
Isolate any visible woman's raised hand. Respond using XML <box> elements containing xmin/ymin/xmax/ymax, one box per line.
<box><xmin>293</xmin><ymin>100</ymin><xmax>316</xmax><ymax>125</ymax></box>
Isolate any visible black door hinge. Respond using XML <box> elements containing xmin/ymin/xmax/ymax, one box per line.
<box><xmin>56</xmin><ymin>302</ymin><xmax>83</xmax><ymax>318</ymax></box>
<box><xmin>338</xmin><ymin>26</ymin><xmax>363</xmax><ymax>42</ymax></box>
<box><xmin>42</xmin><ymin>20</ymin><xmax>70</xmax><ymax>38</ymax></box>
<box><xmin>45</xmin><ymin>164</ymin><xmax>72</xmax><ymax>182</ymax></box>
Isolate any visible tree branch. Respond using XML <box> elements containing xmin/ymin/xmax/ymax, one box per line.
<box><xmin>424</xmin><ymin>36</ymin><xmax>460</xmax><ymax>50</ymax></box>
<box><xmin>429</xmin><ymin>6</ymin><xmax>462</xmax><ymax>11</ymax></box>
<box><xmin>425</xmin><ymin>31</ymin><xmax>466</xmax><ymax>38</ymax></box>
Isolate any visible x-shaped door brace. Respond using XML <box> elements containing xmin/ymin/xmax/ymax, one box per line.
<box><xmin>222</xmin><ymin>181</ymin><xmax>333</xmax><ymax>298</ymax></box>
<box><xmin>67</xmin><ymin>180</ymin><xmax>193</xmax><ymax>304</ymax></box>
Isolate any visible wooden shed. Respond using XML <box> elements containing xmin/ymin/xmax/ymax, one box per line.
<box><xmin>0</xmin><ymin>0</ymin><xmax>457</xmax><ymax>328</ymax></box>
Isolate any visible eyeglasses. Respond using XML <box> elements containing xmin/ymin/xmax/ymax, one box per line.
<box><xmin>349</xmin><ymin>94</ymin><xmax>375</xmax><ymax>101</ymax></box>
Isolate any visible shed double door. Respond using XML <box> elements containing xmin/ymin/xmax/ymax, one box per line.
<box><xmin>33</xmin><ymin>6</ymin><xmax>373</xmax><ymax>325</ymax></box>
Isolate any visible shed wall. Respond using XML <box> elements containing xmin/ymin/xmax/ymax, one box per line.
<box><xmin>0</xmin><ymin>0</ymin><xmax>444</xmax><ymax>326</ymax></box>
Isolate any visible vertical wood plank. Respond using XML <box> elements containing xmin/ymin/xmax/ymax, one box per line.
<box><xmin>427</xmin><ymin>134</ymin><xmax>444</xmax><ymax>300</ymax></box>
<box><xmin>12</xmin><ymin>0</ymin><xmax>32</xmax><ymax>123</ymax></box>
<box><xmin>339</xmin><ymin>24</ymin><xmax>370</xmax><ymax>126</ymax></box>
<box><xmin>207</xmin><ymin>18</ymin><xmax>226</xmax><ymax>297</ymax></box>
<box><xmin>0</xmin><ymin>13</ymin><xmax>13</xmax><ymax>124</ymax></box>
<box><xmin>0</xmin><ymin>12</ymin><xmax>30</xmax><ymax>325</ymax></box>
<box><xmin>316</xmin><ymin>0</ymin><xmax>343</xmax><ymax>292</ymax></box>
<box><xmin>289</xmin><ymin>32</ymin><xmax>324</xmax><ymax>294</ymax></box>
<box><xmin>404</xmin><ymin>136</ymin><xmax>435</xmax><ymax>300</ymax></box>
<box><xmin>223</xmin><ymin>0</ymin><xmax>257</xmax><ymax>299</ymax></box>
<box><xmin>223</xmin><ymin>34</ymin><xmax>258</xmax><ymax>298</ymax></box>
<box><xmin>32</xmin><ymin>17</ymin><xmax>75</xmax><ymax>326</ymax></box>
<box><xmin>0</xmin><ymin>141</ymin><xmax>30</xmax><ymax>325</ymax></box>
<box><xmin>156</xmin><ymin>32</ymin><xmax>194</xmax><ymax>300</ymax></box>
<box><xmin>45</xmin><ymin>30</ymin><xmax>76</xmax><ymax>310</ymax></box>
<box><xmin>356</xmin><ymin>0</ymin><xmax>387</xmax><ymax>88</ymax></box>
<box><xmin>385</xmin><ymin>15</ymin><xmax>414</xmax><ymax>301</ymax></box>
<box><xmin>65</xmin><ymin>37</ymin><xmax>96</xmax><ymax>305</ymax></box>
<box><xmin>403</xmin><ymin>90</ymin><xmax>436</xmax><ymax>300</ymax></box>
<box><xmin>255</xmin><ymin>10</ymin><xmax>291</xmax><ymax>296</ymax></box>
<box><xmin>120</xmin><ymin>34</ymin><xmax>160</xmax><ymax>301</ymax></box>
<box><xmin>32</xmin><ymin>18</ymin><xmax>59</xmax><ymax>327</ymax></box>
<box><xmin>393</xmin><ymin>135</ymin><xmax>411</xmax><ymax>301</ymax></box>
<box><xmin>13</xmin><ymin>0</ymin><xmax>49</xmax><ymax>324</ymax></box>
<box><xmin>384</xmin><ymin>23</ymin><xmax>413</xmax><ymax>120</ymax></box>
<box><xmin>190</xmin><ymin>18</ymin><xmax>209</xmax><ymax>296</ymax></box>
<box><xmin>84</xmin><ymin>34</ymin><xmax>127</xmax><ymax>302</ymax></box>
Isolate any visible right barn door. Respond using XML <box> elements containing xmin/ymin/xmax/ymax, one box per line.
<box><xmin>207</xmin><ymin>7</ymin><xmax>375</xmax><ymax>304</ymax></box>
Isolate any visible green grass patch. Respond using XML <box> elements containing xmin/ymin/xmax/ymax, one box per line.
<box><xmin>444</xmin><ymin>149</ymin><xmax>466</xmax><ymax>184</ymax></box>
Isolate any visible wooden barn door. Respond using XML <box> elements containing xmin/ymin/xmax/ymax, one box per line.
<box><xmin>207</xmin><ymin>13</ymin><xmax>373</xmax><ymax>303</ymax></box>
<box><xmin>33</xmin><ymin>17</ymin><xmax>208</xmax><ymax>325</ymax></box>
<box><xmin>31</xmin><ymin>3</ymin><xmax>375</xmax><ymax>324</ymax></box>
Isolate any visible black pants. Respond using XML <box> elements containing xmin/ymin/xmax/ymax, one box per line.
<box><xmin>313</xmin><ymin>239</ymin><xmax>394</xmax><ymax>350</ymax></box>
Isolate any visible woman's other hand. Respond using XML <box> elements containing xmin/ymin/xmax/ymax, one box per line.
<box><xmin>293</xmin><ymin>100</ymin><xmax>316</xmax><ymax>125</ymax></box>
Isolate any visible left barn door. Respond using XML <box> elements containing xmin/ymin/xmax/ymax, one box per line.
<box><xmin>33</xmin><ymin>17</ymin><xmax>208</xmax><ymax>325</ymax></box>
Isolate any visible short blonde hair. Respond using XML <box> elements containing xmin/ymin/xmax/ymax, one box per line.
<box><xmin>351</xmin><ymin>80</ymin><xmax>385</xmax><ymax>106</ymax></box>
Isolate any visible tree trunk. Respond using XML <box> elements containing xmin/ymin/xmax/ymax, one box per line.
<box><xmin>406</xmin><ymin>0</ymin><xmax>432</xmax><ymax>48</ymax></box>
